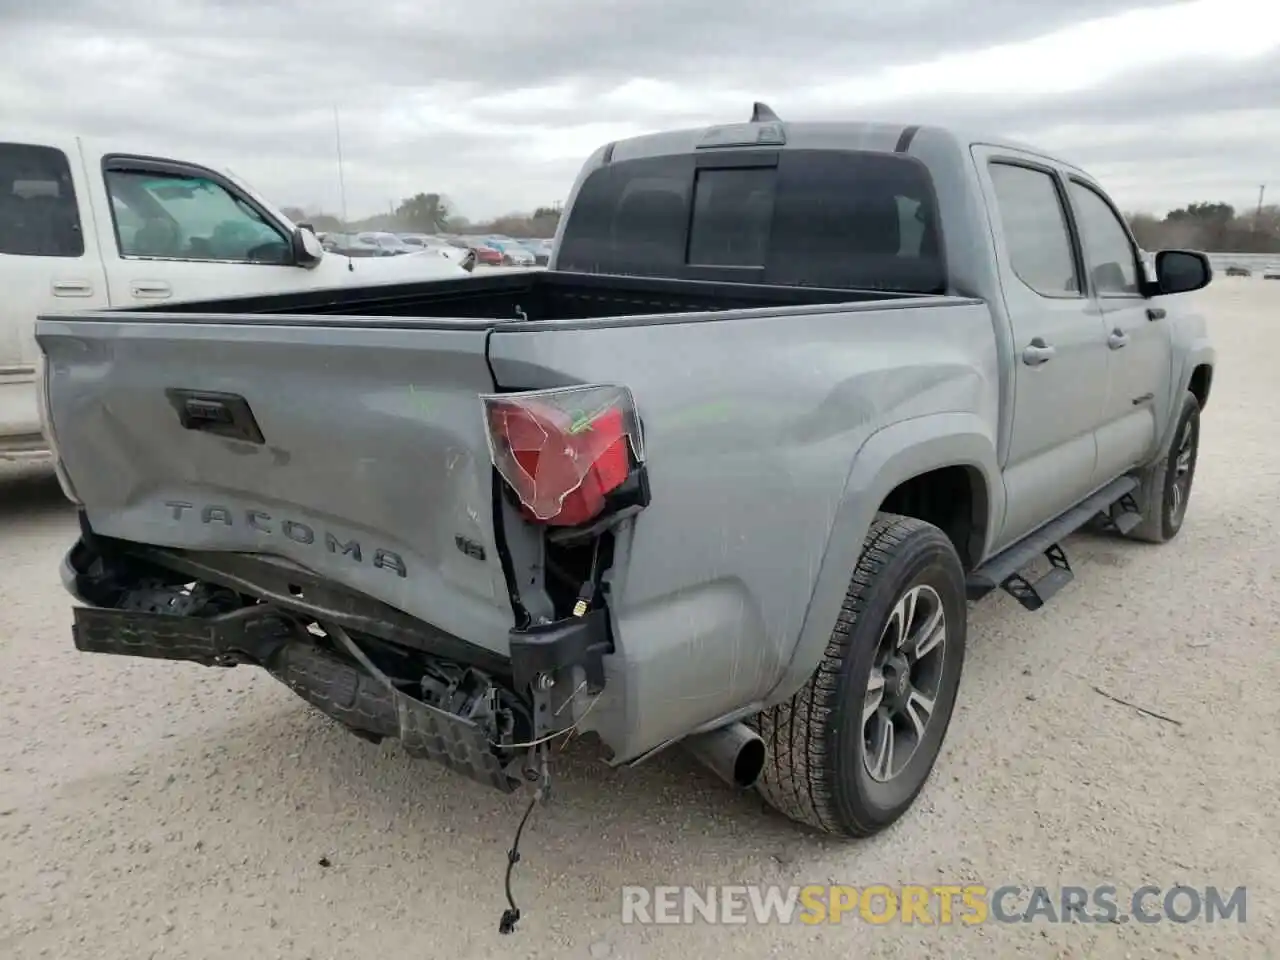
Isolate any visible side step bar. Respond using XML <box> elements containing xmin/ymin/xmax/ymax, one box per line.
<box><xmin>967</xmin><ymin>476</ymin><xmax>1140</xmax><ymax>611</ymax></box>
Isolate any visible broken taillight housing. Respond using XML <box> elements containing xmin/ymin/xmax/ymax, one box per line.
<box><xmin>480</xmin><ymin>385</ymin><xmax>645</xmax><ymax>526</ymax></box>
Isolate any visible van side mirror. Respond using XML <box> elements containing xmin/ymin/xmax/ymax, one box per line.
<box><xmin>1154</xmin><ymin>250</ymin><xmax>1211</xmax><ymax>295</ymax></box>
<box><xmin>292</xmin><ymin>226</ymin><xmax>324</xmax><ymax>268</ymax></box>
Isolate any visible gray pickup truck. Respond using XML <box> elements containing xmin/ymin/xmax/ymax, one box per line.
<box><xmin>38</xmin><ymin>105</ymin><xmax>1214</xmax><ymax>847</ymax></box>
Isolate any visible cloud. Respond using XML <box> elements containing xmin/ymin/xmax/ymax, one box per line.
<box><xmin>0</xmin><ymin>0</ymin><xmax>1276</xmax><ymax>219</ymax></box>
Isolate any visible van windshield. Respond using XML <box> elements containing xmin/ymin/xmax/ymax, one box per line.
<box><xmin>557</xmin><ymin>148</ymin><xmax>946</xmax><ymax>294</ymax></box>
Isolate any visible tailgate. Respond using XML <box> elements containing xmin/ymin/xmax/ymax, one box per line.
<box><xmin>37</xmin><ymin>312</ymin><xmax>515</xmax><ymax>653</ymax></box>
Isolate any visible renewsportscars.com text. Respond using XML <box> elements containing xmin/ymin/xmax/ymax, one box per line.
<box><xmin>620</xmin><ymin>884</ymin><xmax>1248</xmax><ymax>926</ymax></box>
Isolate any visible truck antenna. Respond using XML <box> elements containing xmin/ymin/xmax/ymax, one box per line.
<box><xmin>333</xmin><ymin>105</ymin><xmax>354</xmax><ymax>271</ymax></box>
<box><xmin>751</xmin><ymin>101</ymin><xmax>781</xmax><ymax>123</ymax></box>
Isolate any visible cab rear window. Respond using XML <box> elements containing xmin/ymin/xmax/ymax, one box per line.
<box><xmin>557</xmin><ymin>148</ymin><xmax>945</xmax><ymax>294</ymax></box>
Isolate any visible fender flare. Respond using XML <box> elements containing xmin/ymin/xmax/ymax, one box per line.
<box><xmin>1159</xmin><ymin>341</ymin><xmax>1215</xmax><ymax>454</ymax></box>
<box><xmin>765</xmin><ymin>412</ymin><xmax>1003</xmax><ymax>703</ymax></box>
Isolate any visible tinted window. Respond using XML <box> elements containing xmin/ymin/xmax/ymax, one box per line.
<box><xmin>688</xmin><ymin>166</ymin><xmax>775</xmax><ymax>267</ymax></box>
<box><xmin>1069</xmin><ymin>181</ymin><xmax>1140</xmax><ymax>295</ymax></box>
<box><xmin>988</xmin><ymin>162</ymin><xmax>1079</xmax><ymax>298</ymax></box>
<box><xmin>0</xmin><ymin>142</ymin><xmax>84</xmax><ymax>257</ymax></box>
<box><xmin>557</xmin><ymin>149</ymin><xmax>945</xmax><ymax>293</ymax></box>
<box><xmin>558</xmin><ymin>156</ymin><xmax>692</xmax><ymax>277</ymax></box>
<box><xmin>768</xmin><ymin>150</ymin><xmax>943</xmax><ymax>292</ymax></box>
<box><xmin>105</xmin><ymin>168</ymin><xmax>289</xmax><ymax>263</ymax></box>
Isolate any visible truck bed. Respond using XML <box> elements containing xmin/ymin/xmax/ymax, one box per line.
<box><xmin>119</xmin><ymin>269</ymin><xmax>914</xmax><ymax>323</ymax></box>
<box><xmin>38</xmin><ymin>270</ymin><xmax>989</xmax><ymax>761</ymax></box>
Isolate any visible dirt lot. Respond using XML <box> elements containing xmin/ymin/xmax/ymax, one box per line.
<box><xmin>1</xmin><ymin>280</ymin><xmax>1277</xmax><ymax>959</ymax></box>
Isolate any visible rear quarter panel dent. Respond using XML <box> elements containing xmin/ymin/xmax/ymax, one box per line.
<box><xmin>489</xmin><ymin>302</ymin><xmax>999</xmax><ymax>755</ymax></box>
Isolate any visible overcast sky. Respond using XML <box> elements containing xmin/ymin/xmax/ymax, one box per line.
<box><xmin>1</xmin><ymin>0</ymin><xmax>1276</xmax><ymax>221</ymax></box>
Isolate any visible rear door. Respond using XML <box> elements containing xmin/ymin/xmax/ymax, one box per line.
<box><xmin>1064</xmin><ymin>177</ymin><xmax>1173</xmax><ymax>486</ymax></box>
<box><xmin>0</xmin><ymin>138</ymin><xmax>109</xmax><ymax>440</ymax></box>
<box><xmin>972</xmin><ymin>148</ymin><xmax>1111</xmax><ymax>549</ymax></box>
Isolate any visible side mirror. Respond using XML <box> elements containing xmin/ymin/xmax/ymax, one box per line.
<box><xmin>292</xmin><ymin>226</ymin><xmax>324</xmax><ymax>268</ymax></box>
<box><xmin>1154</xmin><ymin>250</ymin><xmax>1211</xmax><ymax>295</ymax></box>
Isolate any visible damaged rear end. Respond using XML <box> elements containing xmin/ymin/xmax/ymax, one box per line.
<box><xmin>40</xmin><ymin>310</ymin><xmax>667</xmax><ymax>792</ymax></box>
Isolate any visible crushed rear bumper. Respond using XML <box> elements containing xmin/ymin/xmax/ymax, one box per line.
<box><xmin>70</xmin><ymin>602</ymin><xmax>525</xmax><ymax>792</ymax></box>
<box><xmin>58</xmin><ymin>531</ymin><xmax>616</xmax><ymax>789</ymax></box>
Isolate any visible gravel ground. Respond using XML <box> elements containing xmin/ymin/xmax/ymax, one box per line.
<box><xmin>1</xmin><ymin>280</ymin><xmax>1277</xmax><ymax>959</ymax></box>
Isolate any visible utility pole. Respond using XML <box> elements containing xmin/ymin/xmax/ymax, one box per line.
<box><xmin>1254</xmin><ymin>184</ymin><xmax>1266</xmax><ymax>246</ymax></box>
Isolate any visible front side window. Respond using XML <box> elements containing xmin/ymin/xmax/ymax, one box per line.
<box><xmin>0</xmin><ymin>142</ymin><xmax>85</xmax><ymax>258</ymax></box>
<box><xmin>988</xmin><ymin>162</ymin><xmax>1081</xmax><ymax>299</ymax></box>
<box><xmin>1069</xmin><ymin>181</ymin><xmax>1141</xmax><ymax>296</ymax></box>
<box><xmin>105</xmin><ymin>168</ymin><xmax>289</xmax><ymax>263</ymax></box>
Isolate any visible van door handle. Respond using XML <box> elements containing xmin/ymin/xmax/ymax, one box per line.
<box><xmin>52</xmin><ymin>280</ymin><xmax>94</xmax><ymax>298</ymax></box>
<box><xmin>1022</xmin><ymin>339</ymin><xmax>1056</xmax><ymax>366</ymax></box>
<box><xmin>130</xmin><ymin>281</ymin><xmax>172</xmax><ymax>299</ymax></box>
<box><xmin>1147</xmin><ymin>307</ymin><xmax>1166</xmax><ymax>321</ymax></box>
<box><xmin>1108</xmin><ymin>330</ymin><xmax>1130</xmax><ymax>350</ymax></box>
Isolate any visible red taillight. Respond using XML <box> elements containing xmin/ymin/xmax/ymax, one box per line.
<box><xmin>481</xmin><ymin>385</ymin><xmax>644</xmax><ymax>526</ymax></box>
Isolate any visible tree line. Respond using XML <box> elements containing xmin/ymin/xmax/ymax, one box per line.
<box><xmin>1125</xmin><ymin>202</ymin><xmax>1280</xmax><ymax>254</ymax></box>
<box><xmin>285</xmin><ymin>192</ymin><xmax>1280</xmax><ymax>255</ymax></box>
<box><xmin>281</xmin><ymin>193</ymin><xmax>563</xmax><ymax>239</ymax></box>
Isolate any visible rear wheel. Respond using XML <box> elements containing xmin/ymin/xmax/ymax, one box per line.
<box><xmin>1126</xmin><ymin>391</ymin><xmax>1201</xmax><ymax>544</ymax></box>
<box><xmin>753</xmin><ymin>514</ymin><xmax>967</xmax><ymax>837</ymax></box>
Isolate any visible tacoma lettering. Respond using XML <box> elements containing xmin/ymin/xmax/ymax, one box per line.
<box><xmin>163</xmin><ymin>500</ymin><xmax>406</xmax><ymax>578</ymax></box>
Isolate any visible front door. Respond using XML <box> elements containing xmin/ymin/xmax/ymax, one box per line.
<box><xmin>89</xmin><ymin>159</ymin><xmax>314</xmax><ymax>306</ymax></box>
<box><xmin>1065</xmin><ymin>178</ymin><xmax>1174</xmax><ymax>487</ymax></box>
<box><xmin>973</xmin><ymin>149</ymin><xmax>1112</xmax><ymax>550</ymax></box>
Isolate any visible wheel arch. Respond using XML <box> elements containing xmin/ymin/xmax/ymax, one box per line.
<box><xmin>765</xmin><ymin>413</ymin><xmax>1001</xmax><ymax>704</ymax></box>
<box><xmin>1158</xmin><ymin>343</ymin><xmax>1214</xmax><ymax>456</ymax></box>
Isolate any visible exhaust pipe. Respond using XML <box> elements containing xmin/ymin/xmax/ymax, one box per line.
<box><xmin>683</xmin><ymin>722</ymin><xmax>766</xmax><ymax>789</ymax></box>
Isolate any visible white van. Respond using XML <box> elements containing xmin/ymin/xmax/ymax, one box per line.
<box><xmin>1</xmin><ymin>135</ymin><xmax>469</xmax><ymax>461</ymax></box>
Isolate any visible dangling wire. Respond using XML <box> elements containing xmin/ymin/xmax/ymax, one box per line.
<box><xmin>498</xmin><ymin>745</ymin><xmax>551</xmax><ymax>935</ymax></box>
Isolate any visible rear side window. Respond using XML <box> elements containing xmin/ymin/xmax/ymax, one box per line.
<box><xmin>557</xmin><ymin>148</ymin><xmax>945</xmax><ymax>293</ymax></box>
<box><xmin>0</xmin><ymin>142</ymin><xmax>85</xmax><ymax>258</ymax></box>
<box><xmin>988</xmin><ymin>162</ymin><xmax>1080</xmax><ymax>298</ymax></box>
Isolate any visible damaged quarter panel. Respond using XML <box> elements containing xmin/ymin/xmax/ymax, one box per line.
<box><xmin>488</xmin><ymin>297</ymin><xmax>999</xmax><ymax>759</ymax></box>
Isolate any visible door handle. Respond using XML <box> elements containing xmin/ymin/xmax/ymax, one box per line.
<box><xmin>51</xmin><ymin>280</ymin><xmax>94</xmax><ymax>298</ymax></box>
<box><xmin>1022</xmin><ymin>339</ymin><xmax>1056</xmax><ymax>366</ymax></box>
<box><xmin>1107</xmin><ymin>330</ymin><xmax>1130</xmax><ymax>350</ymax></box>
<box><xmin>130</xmin><ymin>281</ymin><xmax>172</xmax><ymax>299</ymax></box>
<box><xmin>1146</xmin><ymin>307</ymin><xmax>1166</xmax><ymax>321</ymax></box>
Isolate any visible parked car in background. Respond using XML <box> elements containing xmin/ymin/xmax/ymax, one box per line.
<box><xmin>1263</xmin><ymin>263</ymin><xmax>1280</xmax><ymax>280</ymax></box>
<box><xmin>397</xmin><ymin>233</ymin><xmax>477</xmax><ymax>272</ymax></box>
<box><xmin>459</xmin><ymin>237</ymin><xmax>504</xmax><ymax>266</ymax></box>
<box><xmin>484</xmin><ymin>238</ymin><xmax>536</xmax><ymax>266</ymax></box>
<box><xmin>357</xmin><ymin>232</ymin><xmax>415</xmax><ymax>255</ymax></box>
<box><xmin>0</xmin><ymin>132</ymin><xmax>466</xmax><ymax>462</ymax></box>
<box><xmin>321</xmin><ymin>232</ymin><xmax>392</xmax><ymax>257</ymax></box>
<box><xmin>1224</xmin><ymin>264</ymin><xmax>1251</xmax><ymax>277</ymax></box>
<box><xmin>522</xmin><ymin>238</ymin><xmax>552</xmax><ymax>265</ymax></box>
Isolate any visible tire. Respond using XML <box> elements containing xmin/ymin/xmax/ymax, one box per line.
<box><xmin>1125</xmin><ymin>391</ymin><xmax>1201</xmax><ymax>544</ymax></box>
<box><xmin>752</xmin><ymin>513</ymin><xmax>967</xmax><ymax>838</ymax></box>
